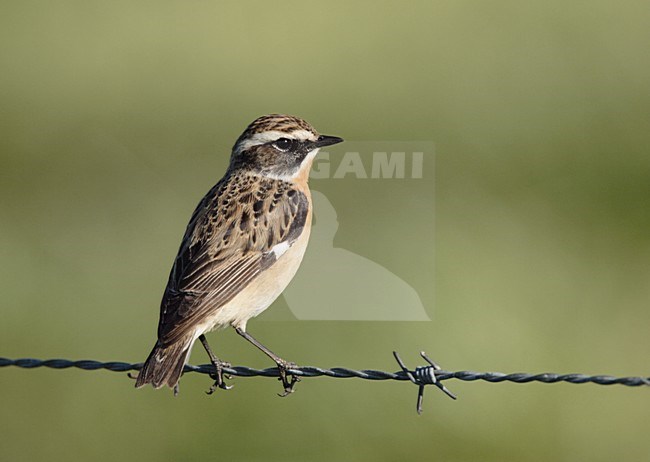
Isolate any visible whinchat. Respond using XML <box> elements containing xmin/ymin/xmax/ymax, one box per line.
<box><xmin>135</xmin><ymin>114</ymin><xmax>343</xmax><ymax>395</ymax></box>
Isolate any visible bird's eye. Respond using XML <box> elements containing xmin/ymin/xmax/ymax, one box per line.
<box><xmin>273</xmin><ymin>138</ymin><xmax>292</xmax><ymax>151</ymax></box>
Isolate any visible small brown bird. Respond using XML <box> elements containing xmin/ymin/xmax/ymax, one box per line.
<box><xmin>135</xmin><ymin>114</ymin><xmax>343</xmax><ymax>395</ymax></box>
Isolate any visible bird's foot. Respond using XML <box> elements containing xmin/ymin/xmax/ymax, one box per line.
<box><xmin>276</xmin><ymin>360</ymin><xmax>300</xmax><ymax>397</ymax></box>
<box><xmin>206</xmin><ymin>359</ymin><xmax>233</xmax><ymax>395</ymax></box>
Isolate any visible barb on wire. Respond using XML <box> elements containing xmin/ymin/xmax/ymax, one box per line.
<box><xmin>1</xmin><ymin>354</ymin><xmax>648</xmax><ymax>414</ymax></box>
<box><xmin>393</xmin><ymin>351</ymin><xmax>457</xmax><ymax>414</ymax></box>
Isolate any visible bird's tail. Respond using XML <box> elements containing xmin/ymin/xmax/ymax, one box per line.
<box><xmin>135</xmin><ymin>336</ymin><xmax>194</xmax><ymax>389</ymax></box>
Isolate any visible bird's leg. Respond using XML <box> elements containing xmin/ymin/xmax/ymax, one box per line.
<box><xmin>199</xmin><ymin>334</ymin><xmax>233</xmax><ymax>394</ymax></box>
<box><xmin>234</xmin><ymin>327</ymin><xmax>300</xmax><ymax>397</ymax></box>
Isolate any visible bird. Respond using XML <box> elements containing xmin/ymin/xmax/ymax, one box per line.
<box><xmin>135</xmin><ymin>114</ymin><xmax>343</xmax><ymax>396</ymax></box>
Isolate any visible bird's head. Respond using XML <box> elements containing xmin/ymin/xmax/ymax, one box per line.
<box><xmin>230</xmin><ymin>114</ymin><xmax>343</xmax><ymax>181</ymax></box>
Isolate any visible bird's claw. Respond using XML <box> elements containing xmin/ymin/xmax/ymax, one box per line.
<box><xmin>276</xmin><ymin>361</ymin><xmax>300</xmax><ymax>397</ymax></box>
<box><xmin>206</xmin><ymin>360</ymin><xmax>233</xmax><ymax>395</ymax></box>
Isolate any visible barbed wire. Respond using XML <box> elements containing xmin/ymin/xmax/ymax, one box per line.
<box><xmin>2</xmin><ymin>352</ymin><xmax>648</xmax><ymax>414</ymax></box>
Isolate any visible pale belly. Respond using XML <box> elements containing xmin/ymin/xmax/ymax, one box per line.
<box><xmin>194</xmin><ymin>224</ymin><xmax>311</xmax><ymax>335</ymax></box>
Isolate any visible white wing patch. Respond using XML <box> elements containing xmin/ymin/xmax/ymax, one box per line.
<box><xmin>271</xmin><ymin>241</ymin><xmax>291</xmax><ymax>259</ymax></box>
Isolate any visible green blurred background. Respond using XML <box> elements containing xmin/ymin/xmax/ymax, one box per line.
<box><xmin>1</xmin><ymin>1</ymin><xmax>649</xmax><ymax>461</ymax></box>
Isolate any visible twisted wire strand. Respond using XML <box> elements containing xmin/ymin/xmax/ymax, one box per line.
<box><xmin>1</xmin><ymin>357</ymin><xmax>648</xmax><ymax>387</ymax></box>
